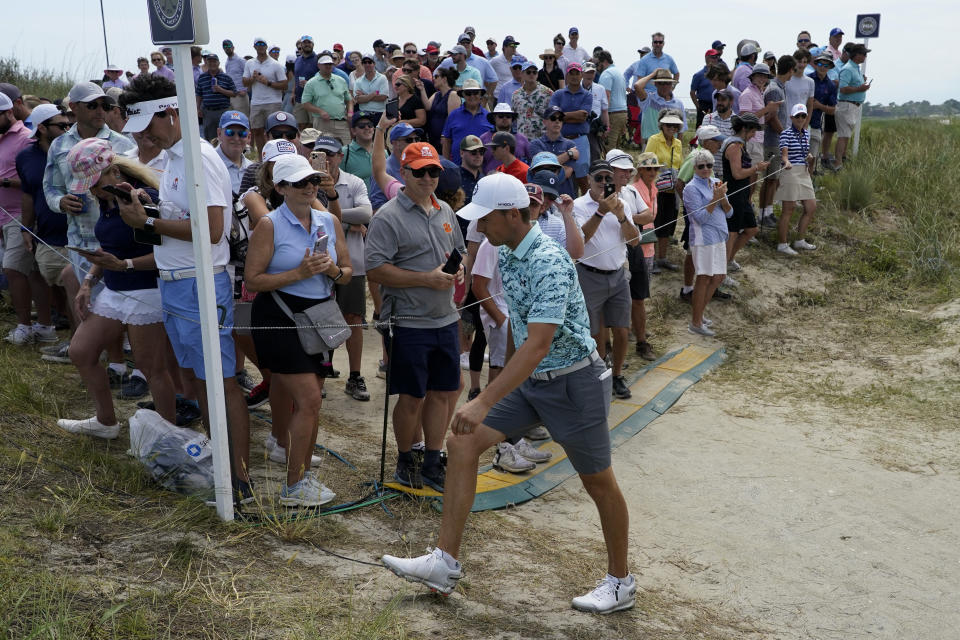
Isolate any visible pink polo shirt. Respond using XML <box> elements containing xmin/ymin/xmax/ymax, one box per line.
<box><xmin>0</xmin><ymin>120</ymin><xmax>32</xmax><ymax>224</ymax></box>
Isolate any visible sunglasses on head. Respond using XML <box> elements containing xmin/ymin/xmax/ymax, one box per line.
<box><xmin>406</xmin><ymin>165</ymin><xmax>442</xmax><ymax>178</ymax></box>
<box><xmin>271</xmin><ymin>130</ymin><xmax>298</xmax><ymax>140</ymax></box>
<box><xmin>223</xmin><ymin>128</ymin><xmax>248</xmax><ymax>137</ymax></box>
<box><xmin>291</xmin><ymin>175</ymin><xmax>322</xmax><ymax>188</ymax></box>
<box><xmin>696</xmin><ymin>163</ymin><xmax>714</xmax><ymax>170</ymax></box>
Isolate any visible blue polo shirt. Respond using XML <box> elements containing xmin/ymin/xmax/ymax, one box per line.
<box><xmin>624</xmin><ymin>52</ymin><xmax>679</xmax><ymax>92</ymax></box>
<box><xmin>807</xmin><ymin>71</ymin><xmax>838</xmax><ymax>130</ymax></box>
<box><xmin>690</xmin><ymin>66</ymin><xmax>714</xmax><ymax>102</ymax></box>
<box><xmin>195</xmin><ymin>71</ymin><xmax>235</xmax><ymax>110</ymax></box>
<box><xmin>442</xmin><ymin>105</ymin><xmax>493</xmax><ymax>164</ymax></box>
<box><xmin>549</xmin><ymin>87</ymin><xmax>593</xmax><ymax>137</ymax></box>
<box><xmin>838</xmin><ymin>60</ymin><xmax>866</xmax><ymax>103</ymax></box>
<box><xmin>293</xmin><ymin>53</ymin><xmax>318</xmax><ymax>102</ymax></box>
<box><xmin>497</xmin><ymin>79</ymin><xmax>522</xmax><ymax>106</ymax></box>
<box><xmin>15</xmin><ymin>141</ymin><xmax>67</xmax><ymax>246</ymax></box>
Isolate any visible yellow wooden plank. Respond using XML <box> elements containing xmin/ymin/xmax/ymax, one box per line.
<box><xmin>657</xmin><ymin>345</ymin><xmax>714</xmax><ymax>372</ymax></box>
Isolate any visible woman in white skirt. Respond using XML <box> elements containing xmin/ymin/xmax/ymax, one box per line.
<box><xmin>682</xmin><ymin>149</ymin><xmax>732</xmax><ymax>337</ymax></box>
<box><xmin>57</xmin><ymin>139</ymin><xmax>175</xmax><ymax>438</ymax></box>
<box><xmin>775</xmin><ymin>104</ymin><xmax>818</xmax><ymax>256</ymax></box>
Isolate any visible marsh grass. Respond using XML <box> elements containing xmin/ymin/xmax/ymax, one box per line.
<box><xmin>0</xmin><ymin>57</ymin><xmax>75</xmax><ymax>100</ymax></box>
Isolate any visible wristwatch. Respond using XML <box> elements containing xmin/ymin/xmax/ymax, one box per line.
<box><xmin>125</xmin><ymin>259</ymin><xmax>135</xmax><ymax>271</ymax></box>
<box><xmin>144</xmin><ymin>217</ymin><xmax>156</xmax><ymax>229</ymax></box>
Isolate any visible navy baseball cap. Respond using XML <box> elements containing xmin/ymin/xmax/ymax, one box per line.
<box><xmin>712</xmin><ymin>40</ymin><xmax>726</xmax><ymax>49</ymax></box>
<box><xmin>312</xmin><ymin>135</ymin><xmax>343</xmax><ymax>153</ymax></box>
<box><xmin>265</xmin><ymin>110</ymin><xmax>297</xmax><ymax>132</ymax></box>
<box><xmin>218</xmin><ymin>111</ymin><xmax>249</xmax><ymax>131</ymax></box>
<box><xmin>222</xmin><ymin>39</ymin><xmax>234</xmax><ymax>47</ymax></box>
<box><xmin>503</xmin><ymin>36</ymin><xmax>520</xmax><ymax>48</ymax></box>
<box><xmin>541</xmin><ymin>105</ymin><xmax>564</xmax><ymax>119</ymax></box>
<box><xmin>437</xmin><ymin>158</ymin><xmax>462</xmax><ymax>194</ymax></box>
<box><xmin>351</xmin><ymin>111</ymin><xmax>376</xmax><ymax>127</ymax></box>
<box><xmin>830</xmin><ymin>27</ymin><xmax>844</xmax><ymax>37</ymax></box>
<box><xmin>528</xmin><ymin>168</ymin><xmax>561</xmax><ymax>198</ymax></box>
<box><xmin>569</xmin><ymin>27</ymin><xmax>579</xmax><ymax>35</ymax></box>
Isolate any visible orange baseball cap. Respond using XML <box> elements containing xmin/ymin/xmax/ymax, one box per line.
<box><xmin>400</xmin><ymin>142</ymin><xmax>442</xmax><ymax>169</ymax></box>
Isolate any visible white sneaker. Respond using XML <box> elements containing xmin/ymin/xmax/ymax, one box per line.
<box><xmin>515</xmin><ymin>438</ymin><xmax>552</xmax><ymax>463</ymax></box>
<box><xmin>279</xmin><ymin>472</ymin><xmax>335</xmax><ymax>507</ymax></box>
<box><xmin>57</xmin><ymin>416</ymin><xmax>120</xmax><ymax>439</ymax></box>
<box><xmin>5</xmin><ymin>324</ymin><xmax>34</xmax><ymax>345</ymax></box>
<box><xmin>264</xmin><ymin>434</ymin><xmax>323</xmax><ymax>465</ymax></box>
<box><xmin>702</xmin><ymin>317</ymin><xmax>713</xmax><ymax>327</ymax></box>
<box><xmin>382</xmin><ymin>547</ymin><xmax>463</xmax><ymax>596</ymax></box>
<box><xmin>525</xmin><ymin>425</ymin><xmax>550</xmax><ymax>441</ymax></box>
<box><xmin>32</xmin><ymin>323</ymin><xmax>58</xmax><ymax>343</ymax></box>
<box><xmin>459</xmin><ymin>352</ymin><xmax>470</xmax><ymax>370</ymax></box>
<box><xmin>722</xmin><ymin>275</ymin><xmax>739</xmax><ymax>288</ymax></box>
<box><xmin>777</xmin><ymin>243</ymin><xmax>799</xmax><ymax>256</ymax></box>
<box><xmin>493</xmin><ymin>442</ymin><xmax>536</xmax><ymax>473</ymax></box>
<box><xmin>688</xmin><ymin>322</ymin><xmax>716</xmax><ymax>337</ymax></box>
<box><xmin>572</xmin><ymin>574</ymin><xmax>637</xmax><ymax>614</ymax></box>
<box><xmin>727</xmin><ymin>260</ymin><xmax>741</xmax><ymax>272</ymax></box>
<box><xmin>793</xmin><ymin>239</ymin><xmax>817</xmax><ymax>251</ymax></box>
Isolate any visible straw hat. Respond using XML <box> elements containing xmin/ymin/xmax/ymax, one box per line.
<box><xmin>635</xmin><ymin>152</ymin><xmax>664</xmax><ymax>168</ymax></box>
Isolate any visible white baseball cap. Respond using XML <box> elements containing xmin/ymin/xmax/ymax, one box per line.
<box><xmin>605</xmin><ymin>148</ymin><xmax>634</xmax><ymax>170</ymax></box>
<box><xmin>67</xmin><ymin>81</ymin><xmax>106</xmax><ymax>104</ymax></box>
<box><xmin>0</xmin><ymin>93</ymin><xmax>12</xmax><ymax>111</ymax></box>
<box><xmin>260</xmin><ymin>138</ymin><xmax>298</xmax><ymax>162</ymax></box>
<box><xmin>27</xmin><ymin>103</ymin><xmax>62</xmax><ymax>136</ymax></box>
<box><xmin>790</xmin><ymin>103</ymin><xmax>808</xmax><ymax>117</ymax></box>
<box><xmin>457</xmin><ymin>173</ymin><xmax>530</xmax><ymax>221</ymax></box>
<box><xmin>272</xmin><ymin>154</ymin><xmax>320</xmax><ymax>184</ymax></box>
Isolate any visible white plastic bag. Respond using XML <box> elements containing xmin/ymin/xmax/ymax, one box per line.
<box><xmin>128</xmin><ymin>409</ymin><xmax>215</xmax><ymax>498</ymax></box>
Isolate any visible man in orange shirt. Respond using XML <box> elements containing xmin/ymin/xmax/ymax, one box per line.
<box><xmin>487</xmin><ymin>132</ymin><xmax>529</xmax><ymax>181</ymax></box>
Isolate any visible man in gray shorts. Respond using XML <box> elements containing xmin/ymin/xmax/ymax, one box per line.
<box><xmin>572</xmin><ymin>160</ymin><xmax>639</xmax><ymax>400</ymax></box>
<box><xmin>382</xmin><ymin>174</ymin><xmax>635</xmax><ymax>615</ymax></box>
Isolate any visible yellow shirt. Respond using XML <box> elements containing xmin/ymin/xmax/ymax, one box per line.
<box><xmin>644</xmin><ymin>133</ymin><xmax>683</xmax><ymax>170</ymax></box>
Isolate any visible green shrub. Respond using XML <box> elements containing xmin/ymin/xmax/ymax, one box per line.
<box><xmin>0</xmin><ymin>57</ymin><xmax>74</xmax><ymax>100</ymax></box>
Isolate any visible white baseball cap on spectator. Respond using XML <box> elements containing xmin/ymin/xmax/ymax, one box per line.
<box><xmin>790</xmin><ymin>103</ymin><xmax>808</xmax><ymax>117</ymax></box>
<box><xmin>67</xmin><ymin>81</ymin><xmax>106</xmax><ymax>104</ymax></box>
<box><xmin>260</xmin><ymin>139</ymin><xmax>298</xmax><ymax>162</ymax></box>
<box><xmin>457</xmin><ymin>173</ymin><xmax>530</xmax><ymax>221</ymax></box>
<box><xmin>27</xmin><ymin>103</ymin><xmax>62</xmax><ymax>136</ymax></box>
<box><xmin>272</xmin><ymin>154</ymin><xmax>320</xmax><ymax>184</ymax></box>
<box><xmin>0</xmin><ymin>93</ymin><xmax>12</xmax><ymax>112</ymax></box>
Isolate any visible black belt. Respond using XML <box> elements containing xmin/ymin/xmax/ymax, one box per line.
<box><xmin>838</xmin><ymin>100</ymin><xmax>862</xmax><ymax>106</ymax></box>
<box><xmin>564</xmin><ymin>134</ymin><xmax>585</xmax><ymax>140</ymax></box>
<box><xmin>579</xmin><ymin>263</ymin><xmax>618</xmax><ymax>275</ymax></box>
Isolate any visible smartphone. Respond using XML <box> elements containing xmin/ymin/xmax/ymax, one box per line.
<box><xmin>101</xmin><ymin>184</ymin><xmax>132</xmax><ymax>202</ymax></box>
<box><xmin>310</xmin><ymin>150</ymin><xmax>328</xmax><ymax>172</ymax></box>
<box><xmin>604</xmin><ymin>182</ymin><xmax>617</xmax><ymax>198</ymax></box>
<box><xmin>65</xmin><ymin>245</ymin><xmax>97</xmax><ymax>255</ymax></box>
<box><xmin>313</xmin><ymin>231</ymin><xmax>328</xmax><ymax>255</ymax></box>
<box><xmin>385</xmin><ymin>98</ymin><xmax>399</xmax><ymax>120</ymax></box>
<box><xmin>441</xmin><ymin>250</ymin><xmax>463</xmax><ymax>275</ymax></box>
<box><xmin>133</xmin><ymin>204</ymin><xmax>162</xmax><ymax>246</ymax></box>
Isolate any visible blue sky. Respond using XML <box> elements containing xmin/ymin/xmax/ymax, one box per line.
<box><xmin>2</xmin><ymin>1</ymin><xmax>954</xmax><ymax>105</ymax></box>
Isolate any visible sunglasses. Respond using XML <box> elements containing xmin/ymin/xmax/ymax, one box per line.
<box><xmin>815</xmin><ymin>62</ymin><xmax>831</xmax><ymax>67</ymax></box>
<box><xmin>791</xmin><ymin>113</ymin><xmax>806</xmax><ymax>118</ymax></box>
<box><xmin>400</xmin><ymin>136</ymin><xmax>421</xmax><ymax>144</ymax></box>
<box><xmin>291</xmin><ymin>175</ymin><xmax>322</xmax><ymax>188</ymax></box>
<box><xmin>462</xmin><ymin>90</ymin><xmax>482</xmax><ymax>96</ymax></box>
<box><xmin>662</xmin><ymin>123</ymin><xmax>680</xmax><ymax>129</ymax></box>
<box><xmin>353</xmin><ymin>122</ymin><xmax>374</xmax><ymax>129</ymax></box>
<box><xmin>696</xmin><ymin>163</ymin><xmax>714</xmax><ymax>170</ymax></box>
<box><xmin>406</xmin><ymin>166</ymin><xmax>442</xmax><ymax>178</ymax></box>
<box><xmin>404</xmin><ymin>49</ymin><xmax>417</xmax><ymax>54</ymax></box>
<box><xmin>463</xmin><ymin>148</ymin><xmax>484</xmax><ymax>156</ymax></box>
<box><xmin>547</xmin><ymin>115</ymin><xmax>563</xmax><ymax>122</ymax></box>
<box><xmin>43</xmin><ymin>122</ymin><xmax>71</xmax><ymax>131</ymax></box>
<box><xmin>639</xmin><ymin>166</ymin><xmax>659</xmax><ymax>171</ymax></box>
<box><xmin>543</xmin><ymin>56</ymin><xmax>555</xmax><ymax>60</ymax></box>
<box><xmin>255</xmin><ymin>42</ymin><xmax>267</xmax><ymax>47</ymax></box>
<box><xmin>797</xmin><ymin>38</ymin><xmax>811</xmax><ymax>43</ymax></box>
<box><xmin>394</xmin><ymin>83</ymin><xmax>404</xmax><ymax>88</ymax></box>
<box><xmin>85</xmin><ymin>100</ymin><xmax>112</xmax><ymax>111</ymax></box>
<box><xmin>223</xmin><ymin>128</ymin><xmax>248</xmax><ymax>137</ymax></box>
<box><xmin>270</xmin><ymin>130</ymin><xmax>298</xmax><ymax>140</ymax></box>
<box><xmin>524</xmin><ymin>69</ymin><xmax>538</xmax><ymax>74</ymax></box>
<box><xmin>152</xmin><ymin>58</ymin><xmax>164</xmax><ymax>62</ymax></box>
<box><xmin>592</xmin><ymin>175</ymin><xmax>613</xmax><ymax>183</ymax></box>
<box><xmin>652</xmin><ymin>40</ymin><xmax>664</xmax><ymax>45</ymax></box>
<box><xmin>496</xmin><ymin>114</ymin><xmax>513</xmax><ymax>118</ymax></box>
<box><xmin>362</xmin><ymin>60</ymin><xmax>374</xmax><ymax>64</ymax></box>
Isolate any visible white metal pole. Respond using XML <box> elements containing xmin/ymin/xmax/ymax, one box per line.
<box><xmin>851</xmin><ymin>37</ymin><xmax>868</xmax><ymax>156</ymax></box>
<box><xmin>172</xmin><ymin>44</ymin><xmax>234</xmax><ymax>522</ymax></box>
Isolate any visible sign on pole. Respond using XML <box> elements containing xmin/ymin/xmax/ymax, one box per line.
<box><xmin>146</xmin><ymin>0</ymin><xmax>235</xmax><ymax>522</ymax></box>
<box><xmin>851</xmin><ymin>13</ymin><xmax>879</xmax><ymax>156</ymax></box>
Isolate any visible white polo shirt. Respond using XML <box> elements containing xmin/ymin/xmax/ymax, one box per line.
<box><xmin>333</xmin><ymin>169</ymin><xmax>371</xmax><ymax>275</ymax></box>
<box><xmin>155</xmin><ymin>139</ymin><xmax>232</xmax><ymax>271</ymax></box>
<box><xmin>572</xmin><ymin>191</ymin><xmax>632</xmax><ymax>271</ymax></box>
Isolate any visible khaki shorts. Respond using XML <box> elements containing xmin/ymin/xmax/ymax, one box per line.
<box><xmin>746</xmin><ymin>138</ymin><xmax>763</xmax><ymax>165</ymax></box>
<box><xmin>35</xmin><ymin>243</ymin><xmax>70</xmax><ymax>286</ymax></box>
<box><xmin>809</xmin><ymin>126</ymin><xmax>823</xmax><ymax>164</ymax></box>
<box><xmin>764</xmin><ymin>146</ymin><xmax>782</xmax><ymax>181</ymax></box>
<box><xmin>835</xmin><ymin>101</ymin><xmax>860</xmax><ymax>138</ymax></box>
<box><xmin>608</xmin><ymin>111</ymin><xmax>628</xmax><ymax>148</ymax></box>
<box><xmin>230</xmin><ymin>93</ymin><xmax>250</xmax><ymax>116</ymax></box>
<box><xmin>293</xmin><ymin>102</ymin><xmax>311</xmax><ymax>127</ymax></box>
<box><xmin>1</xmin><ymin>221</ymin><xmax>36</xmax><ymax>275</ymax></box>
<box><xmin>310</xmin><ymin>118</ymin><xmax>350</xmax><ymax>146</ymax></box>
<box><xmin>249</xmin><ymin>102</ymin><xmax>282</xmax><ymax>129</ymax></box>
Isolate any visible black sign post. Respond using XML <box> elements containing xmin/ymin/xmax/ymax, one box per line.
<box><xmin>147</xmin><ymin>0</ymin><xmax>208</xmax><ymax>45</ymax></box>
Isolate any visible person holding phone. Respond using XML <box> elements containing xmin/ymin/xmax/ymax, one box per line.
<box><xmin>56</xmin><ymin>138</ymin><xmax>176</xmax><ymax>439</ymax></box>
<box><xmin>245</xmin><ymin>153</ymin><xmax>351</xmax><ymax>507</ymax></box>
<box><xmin>572</xmin><ymin>161</ymin><xmax>638</xmax><ymax>400</ymax></box>
<box><xmin>365</xmin><ymin>141</ymin><xmax>466</xmax><ymax>492</ymax></box>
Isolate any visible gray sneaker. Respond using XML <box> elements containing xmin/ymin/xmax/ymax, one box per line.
<box><xmin>41</xmin><ymin>341</ymin><xmax>72</xmax><ymax>364</ymax></box>
<box><xmin>493</xmin><ymin>442</ymin><xmax>536</xmax><ymax>473</ymax></box>
<box><xmin>382</xmin><ymin>547</ymin><xmax>463</xmax><ymax>596</ymax></box>
<box><xmin>688</xmin><ymin>322</ymin><xmax>716</xmax><ymax>337</ymax></box>
<box><xmin>525</xmin><ymin>425</ymin><xmax>550</xmax><ymax>440</ymax></box>
<box><xmin>515</xmin><ymin>438</ymin><xmax>552</xmax><ymax>463</ymax></box>
<box><xmin>40</xmin><ymin>339</ymin><xmax>71</xmax><ymax>356</ymax></box>
<box><xmin>344</xmin><ymin>375</ymin><xmax>370</xmax><ymax>401</ymax></box>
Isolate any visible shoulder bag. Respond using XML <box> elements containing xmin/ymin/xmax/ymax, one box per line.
<box><xmin>270</xmin><ymin>291</ymin><xmax>350</xmax><ymax>355</ymax></box>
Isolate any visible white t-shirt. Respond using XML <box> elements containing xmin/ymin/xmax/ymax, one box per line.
<box><xmin>784</xmin><ymin>75</ymin><xmax>815</xmax><ymax>118</ymax></box>
<box><xmin>572</xmin><ymin>192</ymin><xmax>632</xmax><ymax>271</ymax></box>
<box><xmin>243</xmin><ymin>57</ymin><xmax>286</xmax><ymax>105</ymax></box>
<box><xmin>155</xmin><ymin>139</ymin><xmax>232</xmax><ymax>270</ymax></box>
<box><xmin>617</xmin><ymin>184</ymin><xmax>649</xmax><ymax>218</ymax></box>
<box><xmin>465</xmin><ymin>218</ymin><xmax>485</xmax><ymax>244</ymax></box>
<box><xmin>472</xmin><ymin>239</ymin><xmax>508</xmax><ymax>329</ymax></box>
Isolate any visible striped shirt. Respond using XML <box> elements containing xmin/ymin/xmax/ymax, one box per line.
<box><xmin>195</xmin><ymin>71</ymin><xmax>236</xmax><ymax>110</ymax></box>
<box><xmin>701</xmin><ymin>112</ymin><xmax>735</xmax><ymax>180</ymax></box>
<box><xmin>778</xmin><ymin>125</ymin><xmax>810</xmax><ymax>166</ymax></box>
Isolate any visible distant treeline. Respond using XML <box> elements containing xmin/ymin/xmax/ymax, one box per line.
<box><xmin>864</xmin><ymin>99</ymin><xmax>960</xmax><ymax>118</ymax></box>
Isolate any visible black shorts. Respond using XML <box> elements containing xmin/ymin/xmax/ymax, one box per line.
<box><xmin>680</xmin><ymin>208</ymin><xmax>690</xmax><ymax>251</ymax></box>
<box><xmin>385</xmin><ymin>322</ymin><xmax>460</xmax><ymax>398</ymax></box>
<box><xmin>727</xmin><ymin>203</ymin><xmax>757</xmax><ymax>233</ymax></box>
<box><xmin>824</xmin><ymin>113</ymin><xmax>837</xmax><ymax>133</ymax></box>
<box><xmin>626</xmin><ymin>244</ymin><xmax>650</xmax><ymax>300</ymax></box>
<box><xmin>654</xmin><ymin>191</ymin><xmax>678</xmax><ymax>238</ymax></box>
<box><xmin>335</xmin><ymin>274</ymin><xmax>366</xmax><ymax>317</ymax></box>
<box><xmin>251</xmin><ymin>290</ymin><xmax>336</xmax><ymax>376</ymax></box>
